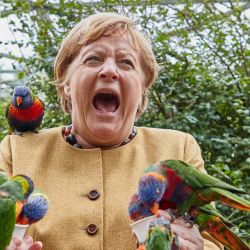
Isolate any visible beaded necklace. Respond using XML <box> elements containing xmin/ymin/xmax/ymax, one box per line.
<box><xmin>62</xmin><ymin>125</ymin><xmax>137</xmax><ymax>149</ymax></box>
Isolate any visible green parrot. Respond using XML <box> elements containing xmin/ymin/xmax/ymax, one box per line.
<box><xmin>141</xmin><ymin>160</ymin><xmax>250</xmax><ymax>216</ymax></box>
<box><xmin>145</xmin><ymin>216</ymin><xmax>177</xmax><ymax>250</ymax></box>
<box><xmin>190</xmin><ymin>204</ymin><xmax>250</xmax><ymax>250</ymax></box>
<box><xmin>0</xmin><ymin>174</ymin><xmax>34</xmax><ymax>250</ymax></box>
<box><xmin>137</xmin><ymin>159</ymin><xmax>250</xmax><ymax>250</ymax></box>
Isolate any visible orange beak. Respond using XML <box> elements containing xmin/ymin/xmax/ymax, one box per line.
<box><xmin>15</xmin><ymin>200</ymin><xmax>24</xmax><ymax>220</ymax></box>
<box><xmin>16</xmin><ymin>96</ymin><xmax>22</xmax><ymax>106</ymax></box>
<box><xmin>150</xmin><ymin>203</ymin><xmax>159</xmax><ymax>215</ymax></box>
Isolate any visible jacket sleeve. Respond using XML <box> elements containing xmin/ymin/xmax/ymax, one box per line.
<box><xmin>184</xmin><ymin>133</ymin><xmax>224</xmax><ymax>250</ymax></box>
<box><xmin>0</xmin><ymin>135</ymin><xmax>13</xmax><ymax>174</ymax></box>
<box><xmin>183</xmin><ymin>133</ymin><xmax>205</xmax><ymax>171</ymax></box>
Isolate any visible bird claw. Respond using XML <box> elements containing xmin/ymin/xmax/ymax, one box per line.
<box><xmin>14</xmin><ymin>131</ymin><xmax>23</xmax><ymax>136</ymax></box>
<box><xmin>183</xmin><ymin>213</ymin><xmax>195</xmax><ymax>228</ymax></box>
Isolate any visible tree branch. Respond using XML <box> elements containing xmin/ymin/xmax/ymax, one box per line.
<box><xmin>166</xmin><ymin>4</ymin><xmax>242</xmax><ymax>93</ymax></box>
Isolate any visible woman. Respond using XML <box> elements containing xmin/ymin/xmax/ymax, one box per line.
<box><xmin>1</xmin><ymin>13</ymin><xmax>222</xmax><ymax>250</ymax></box>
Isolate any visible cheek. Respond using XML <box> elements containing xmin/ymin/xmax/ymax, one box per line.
<box><xmin>70</xmin><ymin>71</ymin><xmax>99</xmax><ymax>115</ymax></box>
<box><xmin>131</xmin><ymin>79</ymin><xmax>143</xmax><ymax>104</ymax></box>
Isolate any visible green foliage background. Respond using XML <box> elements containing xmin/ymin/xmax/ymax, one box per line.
<box><xmin>0</xmin><ymin>0</ymin><xmax>250</xmax><ymax>244</ymax></box>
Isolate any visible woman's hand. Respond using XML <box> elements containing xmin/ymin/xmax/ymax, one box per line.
<box><xmin>157</xmin><ymin>210</ymin><xmax>204</xmax><ymax>250</ymax></box>
<box><xmin>6</xmin><ymin>236</ymin><xmax>43</xmax><ymax>250</ymax></box>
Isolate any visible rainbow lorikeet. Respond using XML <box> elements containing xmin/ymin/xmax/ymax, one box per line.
<box><xmin>0</xmin><ymin>174</ymin><xmax>34</xmax><ymax>250</ymax></box>
<box><xmin>139</xmin><ymin>160</ymin><xmax>250</xmax><ymax>216</ymax></box>
<box><xmin>16</xmin><ymin>189</ymin><xmax>49</xmax><ymax>225</ymax></box>
<box><xmin>6</xmin><ymin>85</ymin><xmax>45</xmax><ymax>134</ymax></box>
<box><xmin>128</xmin><ymin>193</ymin><xmax>154</xmax><ymax>221</ymax></box>
<box><xmin>145</xmin><ymin>216</ymin><xmax>177</xmax><ymax>250</ymax></box>
<box><xmin>130</xmin><ymin>193</ymin><xmax>250</xmax><ymax>250</ymax></box>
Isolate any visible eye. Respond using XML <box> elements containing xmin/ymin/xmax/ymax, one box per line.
<box><xmin>119</xmin><ymin>59</ymin><xmax>134</xmax><ymax>69</ymax></box>
<box><xmin>83</xmin><ymin>56</ymin><xmax>102</xmax><ymax>65</ymax></box>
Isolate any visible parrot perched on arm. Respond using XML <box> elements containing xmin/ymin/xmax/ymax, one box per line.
<box><xmin>139</xmin><ymin>159</ymin><xmax>250</xmax><ymax>216</ymax></box>
<box><xmin>6</xmin><ymin>85</ymin><xmax>45</xmax><ymax>135</ymax></box>
<box><xmin>137</xmin><ymin>159</ymin><xmax>250</xmax><ymax>250</ymax></box>
<box><xmin>16</xmin><ymin>189</ymin><xmax>49</xmax><ymax>225</ymax></box>
<box><xmin>0</xmin><ymin>175</ymin><xmax>34</xmax><ymax>250</ymax></box>
<box><xmin>128</xmin><ymin>190</ymin><xmax>250</xmax><ymax>249</ymax></box>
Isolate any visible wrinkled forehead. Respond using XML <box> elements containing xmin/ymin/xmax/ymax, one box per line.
<box><xmin>102</xmin><ymin>28</ymin><xmax>138</xmax><ymax>48</ymax></box>
<box><xmin>78</xmin><ymin>30</ymin><xmax>141</xmax><ymax>62</ymax></box>
<box><xmin>84</xmin><ymin>26</ymin><xmax>139</xmax><ymax>49</ymax></box>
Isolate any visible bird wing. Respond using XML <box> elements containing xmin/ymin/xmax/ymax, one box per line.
<box><xmin>31</xmin><ymin>90</ymin><xmax>44</xmax><ymax>109</ymax></box>
<box><xmin>5</xmin><ymin>103</ymin><xmax>10</xmax><ymax>119</ymax></box>
<box><xmin>193</xmin><ymin>205</ymin><xmax>250</xmax><ymax>250</ymax></box>
<box><xmin>0</xmin><ymin>172</ymin><xmax>9</xmax><ymax>186</ymax></box>
<box><xmin>199</xmin><ymin>204</ymin><xmax>233</xmax><ymax>226</ymax></box>
<box><xmin>163</xmin><ymin>160</ymin><xmax>246</xmax><ymax>194</ymax></box>
<box><xmin>0</xmin><ymin>197</ymin><xmax>16</xmax><ymax>250</ymax></box>
<box><xmin>39</xmin><ymin>97</ymin><xmax>45</xmax><ymax>110</ymax></box>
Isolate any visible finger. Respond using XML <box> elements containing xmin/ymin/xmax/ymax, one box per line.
<box><xmin>171</xmin><ymin>223</ymin><xmax>200</xmax><ymax>245</ymax></box>
<box><xmin>28</xmin><ymin>241</ymin><xmax>43</xmax><ymax>250</ymax></box>
<box><xmin>23</xmin><ymin>236</ymin><xmax>34</xmax><ymax>244</ymax></box>
<box><xmin>6</xmin><ymin>237</ymin><xmax>20</xmax><ymax>250</ymax></box>
<box><xmin>13</xmin><ymin>236</ymin><xmax>22</xmax><ymax>246</ymax></box>
<box><xmin>177</xmin><ymin>236</ymin><xmax>197</xmax><ymax>250</ymax></box>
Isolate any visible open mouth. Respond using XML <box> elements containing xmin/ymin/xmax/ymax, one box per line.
<box><xmin>93</xmin><ymin>93</ymin><xmax>120</xmax><ymax>113</ymax></box>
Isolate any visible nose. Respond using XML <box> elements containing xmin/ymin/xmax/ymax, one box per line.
<box><xmin>98</xmin><ymin>59</ymin><xmax>119</xmax><ymax>81</ymax></box>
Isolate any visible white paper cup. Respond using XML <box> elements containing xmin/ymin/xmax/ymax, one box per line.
<box><xmin>130</xmin><ymin>215</ymin><xmax>155</xmax><ymax>243</ymax></box>
<box><xmin>12</xmin><ymin>224</ymin><xmax>29</xmax><ymax>239</ymax></box>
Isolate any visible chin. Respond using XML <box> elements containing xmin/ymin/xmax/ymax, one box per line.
<box><xmin>89</xmin><ymin>125</ymin><xmax>124</xmax><ymax>146</ymax></box>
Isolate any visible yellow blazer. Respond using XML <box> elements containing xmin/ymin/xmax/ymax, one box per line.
<box><xmin>0</xmin><ymin>127</ymin><xmax>222</xmax><ymax>250</ymax></box>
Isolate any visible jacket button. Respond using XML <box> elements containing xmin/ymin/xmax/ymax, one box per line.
<box><xmin>88</xmin><ymin>190</ymin><xmax>100</xmax><ymax>200</ymax></box>
<box><xmin>86</xmin><ymin>223</ymin><xmax>98</xmax><ymax>235</ymax></box>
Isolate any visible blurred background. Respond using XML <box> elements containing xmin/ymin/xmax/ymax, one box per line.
<box><xmin>0</xmin><ymin>0</ymin><xmax>249</xmax><ymax>245</ymax></box>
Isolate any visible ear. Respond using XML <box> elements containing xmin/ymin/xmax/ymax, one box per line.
<box><xmin>64</xmin><ymin>83</ymin><xmax>71</xmax><ymax>97</ymax></box>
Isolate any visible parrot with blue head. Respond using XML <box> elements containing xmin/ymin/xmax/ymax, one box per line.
<box><xmin>6</xmin><ymin>85</ymin><xmax>45</xmax><ymax>135</ymax></box>
<box><xmin>137</xmin><ymin>159</ymin><xmax>250</xmax><ymax>250</ymax></box>
<box><xmin>139</xmin><ymin>160</ymin><xmax>250</xmax><ymax>216</ymax></box>
<box><xmin>0</xmin><ymin>174</ymin><xmax>34</xmax><ymax>250</ymax></box>
<box><xmin>16</xmin><ymin>189</ymin><xmax>49</xmax><ymax>225</ymax></box>
<box><xmin>138</xmin><ymin>172</ymin><xmax>167</xmax><ymax>215</ymax></box>
<box><xmin>128</xmin><ymin>193</ymin><xmax>152</xmax><ymax>221</ymax></box>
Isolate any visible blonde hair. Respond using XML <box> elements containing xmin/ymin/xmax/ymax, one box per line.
<box><xmin>54</xmin><ymin>12</ymin><xmax>159</xmax><ymax>117</ymax></box>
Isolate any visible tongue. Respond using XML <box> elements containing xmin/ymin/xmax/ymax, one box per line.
<box><xmin>95</xmin><ymin>100</ymin><xmax>117</xmax><ymax>112</ymax></box>
<box><xmin>93</xmin><ymin>94</ymin><xmax>119</xmax><ymax>113</ymax></box>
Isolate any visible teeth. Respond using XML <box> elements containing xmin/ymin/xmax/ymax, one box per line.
<box><xmin>100</xmin><ymin>92</ymin><xmax>116</xmax><ymax>96</ymax></box>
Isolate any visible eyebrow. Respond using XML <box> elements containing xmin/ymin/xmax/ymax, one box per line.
<box><xmin>116</xmin><ymin>50</ymin><xmax>137</xmax><ymax>62</ymax></box>
<box><xmin>80</xmin><ymin>46</ymin><xmax>138</xmax><ymax>62</ymax></box>
<box><xmin>81</xmin><ymin>47</ymin><xmax>106</xmax><ymax>59</ymax></box>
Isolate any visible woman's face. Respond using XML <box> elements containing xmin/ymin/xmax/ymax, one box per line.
<box><xmin>65</xmin><ymin>32</ymin><xmax>145</xmax><ymax>147</ymax></box>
